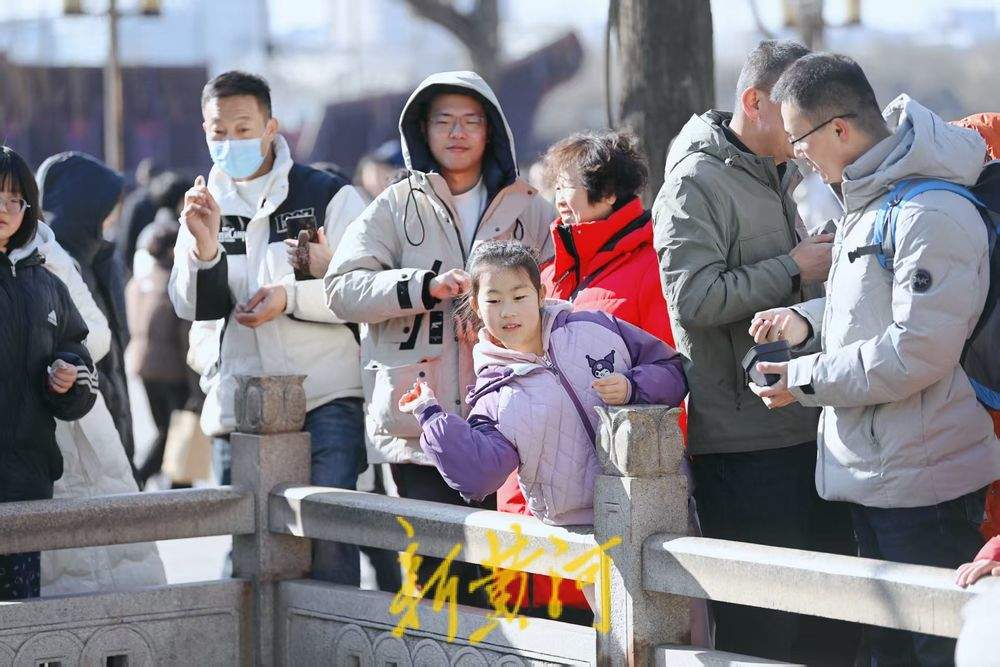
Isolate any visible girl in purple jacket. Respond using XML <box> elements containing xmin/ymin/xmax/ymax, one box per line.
<box><xmin>398</xmin><ymin>240</ymin><xmax>686</xmax><ymax>527</ymax></box>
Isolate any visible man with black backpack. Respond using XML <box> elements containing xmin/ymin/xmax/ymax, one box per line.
<box><xmin>749</xmin><ymin>53</ymin><xmax>1000</xmax><ymax>665</ymax></box>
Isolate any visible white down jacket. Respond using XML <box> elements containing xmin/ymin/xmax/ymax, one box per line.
<box><xmin>787</xmin><ymin>96</ymin><xmax>1000</xmax><ymax>508</ymax></box>
<box><xmin>170</xmin><ymin>135</ymin><xmax>367</xmax><ymax>436</ymax></box>
<box><xmin>36</xmin><ymin>223</ymin><xmax>167</xmax><ymax>595</ymax></box>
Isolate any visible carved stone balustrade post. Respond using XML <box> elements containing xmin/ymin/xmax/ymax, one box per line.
<box><xmin>593</xmin><ymin>406</ymin><xmax>690</xmax><ymax>666</ymax></box>
<box><xmin>231</xmin><ymin>375</ymin><xmax>311</xmax><ymax>666</ymax></box>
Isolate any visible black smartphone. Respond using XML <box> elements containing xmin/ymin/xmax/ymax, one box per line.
<box><xmin>741</xmin><ymin>340</ymin><xmax>791</xmax><ymax>387</ymax></box>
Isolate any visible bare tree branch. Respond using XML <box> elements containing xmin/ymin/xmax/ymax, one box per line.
<box><xmin>401</xmin><ymin>0</ymin><xmax>500</xmax><ymax>83</ymax></box>
<box><xmin>747</xmin><ymin>0</ymin><xmax>775</xmax><ymax>39</ymax></box>
<box><xmin>404</xmin><ymin>0</ymin><xmax>481</xmax><ymax>52</ymax></box>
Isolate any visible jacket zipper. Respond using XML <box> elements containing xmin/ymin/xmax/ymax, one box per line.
<box><xmin>427</xmin><ymin>186</ymin><xmax>467</xmax><ymax>265</ymax></box>
<box><xmin>2</xmin><ymin>257</ymin><xmax>30</xmax><ymax>451</ymax></box>
<box><xmin>471</xmin><ymin>186</ymin><xmax>501</xmax><ymax>245</ymax></box>
<box><xmin>729</xmin><ymin>327</ymin><xmax>744</xmax><ymax>410</ymax></box>
<box><xmin>728</xmin><ymin>158</ymin><xmax>799</xmax><ymax>260</ymax></box>
<box><xmin>544</xmin><ymin>345</ymin><xmax>598</xmax><ymax>446</ymax></box>
<box><xmin>555</xmin><ymin>225</ymin><xmax>582</xmax><ymax>291</ymax></box>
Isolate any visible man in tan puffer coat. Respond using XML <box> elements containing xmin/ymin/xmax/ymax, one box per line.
<box><xmin>325</xmin><ymin>70</ymin><xmax>554</xmax><ymax>602</ymax></box>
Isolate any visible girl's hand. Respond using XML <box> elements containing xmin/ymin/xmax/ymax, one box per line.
<box><xmin>47</xmin><ymin>358</ymin><xmax>78</xmax><ymax>394</ymax></box>
<box><xmin>398</xmin><ymin>381</ymin><xmax>436</xmax><ymax>413</ymax></box>
<box><xmin>956</xmin><ymin>559</ymin><xmax>1000</xmax><ymax>587</ymax></box>
<box><xmin>593</xmin><ymin>373</ymin><xmax>629</xmax><ymax>406</ymax></box>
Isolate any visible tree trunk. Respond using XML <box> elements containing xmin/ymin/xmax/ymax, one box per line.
<box><xmin>615</xmin><ymin>0</ymin><xmax>714</xmax><ymax>203</ymax></box>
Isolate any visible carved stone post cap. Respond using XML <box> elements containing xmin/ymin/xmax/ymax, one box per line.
<box><xmin>233</xmin><ymin>374</ymin><xmax>307</xmax><ymax>434</ymax></box>
<box><xmin>594</xmin><ymin>405</ymin><xmax>684</xmax><ymax>477</ymax></box>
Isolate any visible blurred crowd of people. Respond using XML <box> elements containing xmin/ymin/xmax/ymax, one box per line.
<box><xmin>1</xmin><ymin>37</ymin><xmax>999</xmax><ymax>667</ymax></box>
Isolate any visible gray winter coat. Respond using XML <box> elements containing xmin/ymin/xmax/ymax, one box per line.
<box><xmin>653</xmin><ymin>110</ymin><xmax>820</xmax><ymax>455</ymax></box>
<box><xmin>788</xmin><ymin>95</ymin><xmax>1000</xmax><ymax>508</ymax></box>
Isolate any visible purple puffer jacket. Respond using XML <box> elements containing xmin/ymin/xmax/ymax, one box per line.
<box><xmin>413</xmin><ymin>300</ymin><xmax>687</xmax><ymax>526</ymax></box>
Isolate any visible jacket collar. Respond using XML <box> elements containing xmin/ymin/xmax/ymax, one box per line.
<box><xmin>841</xmin><ymin>95</ymin><xmax>986</xmax><ymax>212</ymax></box>
<box><xmin>549</xmin><ymin>197</ymin><xmax>649</xmax><ymax>289</ymax></box>
<box><xmin>666</xmin><ymin>110</ymin><xmax>800</xmax><ymax>193</ymax></box>
<box><xmin>466</xmin><ymin>300</ymin><xmax>575</xmax><ymax>403</ymax></box>
<box><xmin>208</xmin><ymin>134</ymin><xmax>295</xmax><ymax>218</ymax></box>
<box><xmin>472</xmin><ymin>301</ymin><xmax>572</xmax><ymax>368</ymax></box>
<box><xmin>3</xmin><ymin>234</ymin><xmax>45</xmax><ymax>269</ymax></box>
<box><xmin>414</xmin><ymin>170</ymin><xmax>537</xmax><ymax>239</ymax></box>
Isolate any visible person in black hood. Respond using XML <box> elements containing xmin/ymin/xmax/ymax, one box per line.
<box><xmin>116</xmin><ymin>168</ymin><xmax>188</xmax><ymax>276</ymax></box>
<box><xmin>0</xmin><ymin>145</ymin><xmax>97</xmax><ymax>599</ymax></box>
<box><xmin>36</xmin><ymin>152</ymin><xmax>135</xmax><ymax>476</ymax></box>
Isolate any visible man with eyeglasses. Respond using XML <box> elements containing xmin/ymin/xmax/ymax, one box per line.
<box><xmin>325</xmin><ymin>71</ymin><xmax>554</xmax><ymax>604</ymax></box>
<box><xmin>653</xmin><ymin>41</ymin><xmax>858</xmax><ymax>662</ymax></box>
<box><xmin>750</xmin><ymin>53</ymin><xmax>1000</xmax><ymax>665</ymax></box>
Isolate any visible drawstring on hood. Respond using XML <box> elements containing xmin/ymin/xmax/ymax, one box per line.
<box><xmin>398</xmin><ymin>71</ymin><xmax>518</xmax><ymax>204</ymax></box>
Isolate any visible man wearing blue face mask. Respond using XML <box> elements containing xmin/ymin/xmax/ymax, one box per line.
<box><xmin>168</xmin><ymin>71</ymin><xmax>368</xmax><ymax>585</ymax></box>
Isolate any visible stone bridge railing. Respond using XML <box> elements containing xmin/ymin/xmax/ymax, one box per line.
<box><xmin>0</xmin><ymin>394</ymin><xmax>996</xmax><ymax>666</ymax></box>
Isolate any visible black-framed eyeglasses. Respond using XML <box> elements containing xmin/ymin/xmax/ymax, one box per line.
<box><xmin>788</xmin><ymin>113</ymin><xmax>857</xmax><ymax>146</ymax></box>
<box><xmin>0</xmin><ymin>196</ymin><xmax>30</xmax><ymax>215</ymax></box>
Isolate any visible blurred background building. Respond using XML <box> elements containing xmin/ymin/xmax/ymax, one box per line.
<box><xmin>3</xmin><ymin>0</ymin><xmax>998</xmax><ymax>179</ymax></box>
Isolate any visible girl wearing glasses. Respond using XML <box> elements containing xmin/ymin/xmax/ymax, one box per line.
<box><xmin>0</xmin><ymin>145</ymin><xmax>97</xmax><ymax>600</ymax></box>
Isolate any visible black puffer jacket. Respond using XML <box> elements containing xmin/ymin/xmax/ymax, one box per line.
<box><xmin>37</xmin><ymin>152</ymin><xmax>134</xmax><ymax>467</ymax></box>
<box><xmin>0</xmin><ymin>239</ymin><xmax>97</xmax><ymax>503</ymax></box>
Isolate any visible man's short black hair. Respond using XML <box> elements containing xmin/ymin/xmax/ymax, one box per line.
<box><xmin>770</xmin><ymin>53</ymin><xmax>886</xmax><ymax>137</ymax></box>
<box><xmin>201</xmin><ymin>70</ymin><xmax>272</xmax><ymax>118</ymax></box>
<box><xmin>417</xmin><ymin>85</ymin><xmax>490</xmax><ymax>124</ymax></box>
<box><xmin>735</xmin><ymin>39</ymin><xmax>810</xmax><ymax>106</ymax></box>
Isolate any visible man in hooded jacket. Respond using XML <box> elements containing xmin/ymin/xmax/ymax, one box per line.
<box><xmin>653</xmin><ymin>41</ymin><xmax>856</xmax><ymax>661</ymax></box>
<box><xmin>325</xmin><ymin>71</ymin><xmax>555</xmax><ymax>600</ymax></box>
<box><xmin>37</xmin><ymin>152</ymin><xmax>134</xmax><ymax>475</ymax></box>
<box><xmin>753</xmin><ymin>53</ymin><xmax>1000</xmax><ymax>665</ymax></box>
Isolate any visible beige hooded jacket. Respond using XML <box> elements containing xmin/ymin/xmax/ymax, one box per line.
<box><xmin>325</xmin><ymin>71</ymin><xmax>555</xmax><ymax>465</ymax></box>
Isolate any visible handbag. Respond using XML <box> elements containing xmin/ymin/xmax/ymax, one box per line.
<box><xmin>162</xmin><ymin>409</ymin><xmax>212</xmax><ymax>484</ymax></box>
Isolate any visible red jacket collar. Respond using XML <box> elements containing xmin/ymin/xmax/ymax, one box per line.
<box><xmin>550</xmin><ymin>197</ymin><xmax>650</xmax><ymax>283</ymax></box>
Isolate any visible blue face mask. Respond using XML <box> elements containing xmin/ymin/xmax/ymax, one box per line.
<box><xmin>207</xmin><ymin>136</ymin><xmax>266</xmax><ymax>180</ymax></box>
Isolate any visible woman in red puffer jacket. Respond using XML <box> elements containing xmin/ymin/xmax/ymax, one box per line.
<box><xmin>498</xmin><ymin>130</ymin><xmax>684</xmax><ymax>621</ymax></box>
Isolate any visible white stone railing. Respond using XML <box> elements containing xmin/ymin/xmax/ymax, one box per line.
<box><xmin>0</xmin><ymin>486</ymin><xmax>254</xmax><ymax>555</ymax></box>
<box><xmin>643</xmin><ymin>533</ymin><xmax>992</xmax><ymax>640</ymax></box>
<box><xmin>1</xmin><ymin>378</ymin><xmax>997</xmax><ymax>666</ymax></box>
<box><xmin>267</xmin><ymin>404</ymin><xmax>1000</xmax><ymax>665</ymax></box>
<box><xmin>0</xmin><ymin>487</ymin><xmax>257</xmax><ymax>664</ymax></box>
<box><xmin>269</xmin><ymin>484</ymin><xmax>597</xmax><ymax>575</ymax></box>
